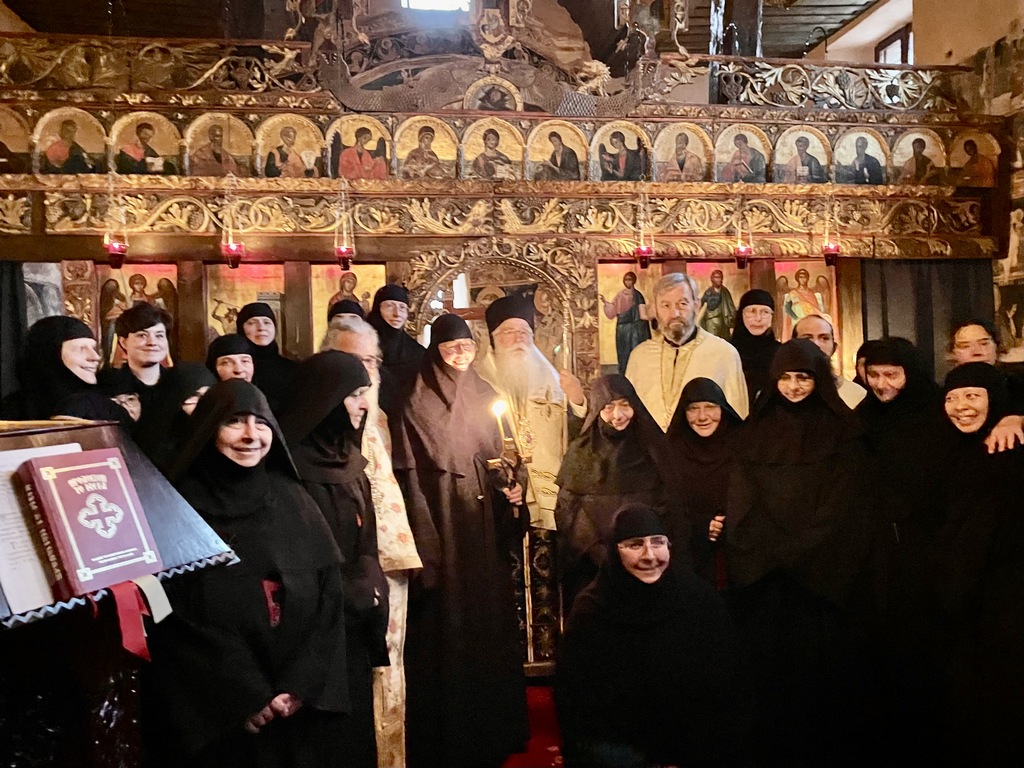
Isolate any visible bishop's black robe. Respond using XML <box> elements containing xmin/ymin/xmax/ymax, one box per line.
<box><xmin>392</xmin><ymin>317</ymin><xmax>529</xmax><ymax>768</ymax></box>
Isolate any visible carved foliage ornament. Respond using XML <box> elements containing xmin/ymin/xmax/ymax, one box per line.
<box><xmin>405</xmin><ymin>236</ymin><xmax>599</xmax><ymax>379</ymax></box>
<box><xmin>716</xmin><ymin>60</ymin><xmax>956</xmax><ymax>112</ymax></box>
<box><xmin>37</xmin><ymin>186</ymin><xmax>983</xmax><ymax>243</ymax></box>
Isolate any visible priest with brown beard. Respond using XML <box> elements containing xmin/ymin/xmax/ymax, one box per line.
<box><xmin>392</xmin><ymin>313</ymin><xmax>529</xmax><ymax>768</ymax></box>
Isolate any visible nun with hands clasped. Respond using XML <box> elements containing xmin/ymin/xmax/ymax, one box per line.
<box><xmin>144</xmin><ymin>379</ymin><xmax>348</xmax><ymax>768</ymax></box>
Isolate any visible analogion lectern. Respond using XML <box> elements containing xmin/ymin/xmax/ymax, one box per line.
<box><xmin>0</xmin><ymin>420</ymin><xmax>234</xmax><ymax>767</ymax></box>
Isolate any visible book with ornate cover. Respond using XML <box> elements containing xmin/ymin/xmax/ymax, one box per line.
<box><xmin>17</xmin><ymin>447</ymin><xmax>163</xmax><ymax>601</ymax></box>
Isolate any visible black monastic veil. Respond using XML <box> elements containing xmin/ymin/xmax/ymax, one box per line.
<box><xmin>391</xmin><ymin>313</ymin><xmax>529</xmax><ymax>768</ymax></box>
<box><xmin>277</xmin><ymin>350</ymin><xmax>389</xmax><ymax>768</ymax></box>
<box><xmin>554</xmin><ymin>373</ymin><xmax>682</xmax><ymax>611</ymax></box>
<box><xmin>147</xmin><ymin>379</ymin><xmax>347</xmax><ymax>768</ymax></box>
<box><xmin>557</xmin><ymin>503</ymin><xmax>743</xmax><ymax>768</ymax></box>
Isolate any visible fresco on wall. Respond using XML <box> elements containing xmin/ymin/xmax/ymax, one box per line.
<box><xmin>714</xmin><ymin>124</ymin><xmax>770</xmax><ymax>184</ymax></box>
<box><xmin>772</xmin><ymin>127</ymin><xmax>830</xmax><ymax>184</ymax></box>
<box><xmin>833</xmin><ymin>129</ymin><xmax>889</xmax><ymax>185</ymax></box>
<box><xmin>995</xmin><ymin>283</ymin><xmax>1024</xmax><ymax>363</ymax></box>
<box><xmin>526</xmin><ymin>120</ymin><xmax>586</xmax><ymax>180</ymax></box>
<box><xmin>949</xmin><ymin>130</ymin><xmax>1000</xmax><ymax>188</ymax></box>
<box><xmin>258</xmin><ymin>114</ymin><xmax>324</xmax><ymax>179</ymax></box>
<box><xmin>111</xmin><ymin>112</ymin><xmax>180</xmax><ymax>175</ymax></box>
<box><xmin>892</xmin><ymin>129</ymin><xmax>945</xmax><ymax>185</ymax></box>
<box><xmin>396</xmin><ymin>116</ymin><xmax>457</xmax><ymax>180</ymax></box>
<box><xmin>464</xmin><ymin>77</ymin><xmax>523</xmax><ymax>112</ymax></box>
<box><xmin>205</xmin><ymin>264</ymin><xmax>284</xmax><ymax>343</ymax></box>
<box><xmin>996</xmin><ymin>204</ymin><xmax>1024</xmax><ymax>286</ymax></box>
<box><xmin>592</xmin><ymin>121</ymin><xmax>649</xmax><ymax>181</ymax></box>
<box><xmin>688</xmin><ymin>262</ymin><xmax>750</xmax><ymax>341</ymax></box>
<box><xmin>185</xmin><ymin>113</ymin><xmax>253</xmax><ymax>177</ymax></box>
<box><xmin>311</xmin><ymin>263</ymin><xmax>387</xmax><ymax>347</ymax></box>
<box><xmin>463</xmin><ymin>118</ymin><xmax>523</xmax><ymax>181</ymax></box>
<box><xmin>0</xmin><ymin>107</ymin><xmax>30</xmax><ymax>173</ymax></box>
<box><xmin>597</xmin><ymin>263</ymin><xmax>661</xmax><ymax>375</ymax></box>
<box><xmin>653</xmin><ymin>123</ymin><xmax>710</xmax><ymax>182</ymax></box>
<box><xmin>96</xmin><ymin>264</ymin><xmax>178</xmax><ymax>366</ymax></box>
<box><xmin>22</xmin><ymin>263</ymin><xmax>64</xmax><ymax>327</ymax></box>
<box><xmin>327</xmin><ymin>115</ymin><xmax>390</xmax><ymax>181</ymax></box>
<box><xmin>34</xmin><ymin>108</ymin><xmax>106</xmax><ymax>174</ymax></box>
<box><xmin>774</xmin><ymin>261</ymin><xmax>837</xmax><ymax>343</ymax></box>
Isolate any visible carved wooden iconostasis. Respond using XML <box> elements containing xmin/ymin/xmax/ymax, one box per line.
<box><xmin>0</xmin><ymin>0</ymin><xmax>1014</xmax><ymax>671</ymax></box>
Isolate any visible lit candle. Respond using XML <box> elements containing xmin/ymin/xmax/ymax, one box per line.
<box><xmin>492</xmin><ymin>400</ymin><xmax>508</xmax><ymax>443</ymax></box>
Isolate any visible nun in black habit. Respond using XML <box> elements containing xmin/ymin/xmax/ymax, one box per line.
<box><xmin>4</xmin><ymin>315</ymin><xmax>132</xmax><ymax>425</ymax></box>
<box><xmin>145</xmin><ymin>380</ymin><xmax>348</xmax><ymax>768</ymax></box>
<box><xmin>854</xmin><ymin>338</ymin><xmax>948</xmax><ymax>764</ymax></box>
<box><xmin>276</xmin><ymin>350</ymin><xmax>389</xmax><ymax>768</ymax></box>
<box><xmin>556</xmin><ymin>504</ymin><xmax>743</xmax><ymax>768</ymax></box>
<box><xmin>726</xmin><ymin>339</ymin><xmax>872</xmax><ymax>767</ymax></box>
<box><xmin>205</xmin><ymin>333</ymin><xmax>256</xmax><ymax>381</ymax></box>
<box><xmin>554</xmin><ymin>374</ymin><xmax>684</xmax><ymax>612</ymax></box>
<box><xmin>928</xmin><ymin>363</ymin><xmax>1024</xmax><ymax>765</ymax></box>
<box><xmin>729</xmin><ymin>289</ymin><xmax>780</xmax><ymax>409</ymax></box>
<box><xmin>665</xmin><ymin>377</ymin><xmax>744</xmax><ymax>588</ymax></box>
<box><xmin>236</xmin><ymin>302</ymin><xmax>297</xmax><ymax>411</ymax></box>
<box><xmin>367</xmin><ymin>284</ymin><xmax>424</xmax><ymax>386</ymax></box>
<box><xmin>327</xmin><ymin>298</ymin><xmax>365</xmax><ymax>322</ymax></box>
<box><xmin>147</xmin><ymin>362</ymin><xmax>216</xmax><ymax>473</ymax></box>
<box><xmin>391</xmin><ymin>313</ymin><xmax>529</xmax><ymax>768</ymax></box>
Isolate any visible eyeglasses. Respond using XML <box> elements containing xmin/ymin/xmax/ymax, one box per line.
<box><xmin>357</xmin><ymin>354</ymin><xmax>384</xmax><ymax>369</ymax></box>
<box><xmin>439</xmin><ymin>340</ymin><xmax>477</xmax><ymax>355</ymax></box>
<box><xmin>616</xmin><ymin>536</ymin><xmax>670</xmax><ymax>552</ymax></box>
<box><xmin>493</xmin><ymin>329</ymin><xmax>534</xmax><ymax>340</ymax></box>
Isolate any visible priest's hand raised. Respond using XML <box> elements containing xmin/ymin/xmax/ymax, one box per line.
<box><xmin>503</xmin><ymin>482</ymin><xmax>524</xmax><ymax>506</ymax></box>
<box><xmin>559</xmin><ymin>369</ymin><xmax>585</xmax><ymax>406</ymax></box>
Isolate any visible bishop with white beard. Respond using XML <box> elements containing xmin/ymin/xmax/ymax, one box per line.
<box><xmin>475</xmin><ymin>296</ymin><xmax>587</xmax><ymax>531</ymax></box>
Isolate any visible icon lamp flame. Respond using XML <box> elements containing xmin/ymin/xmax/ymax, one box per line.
<box><xmin>335</xmin><ymin>244</ymin><xmax>354</xmax><ymax>270</ymax></box>
<box><xmin>633</xmin><ymin>244</ymin><xmax>653</xmax><ymax>270</ymax></box>
<box><xmin>492</xmin><ymin>400</ymin><xmax>509</xmax><ymax>442</ymax></box>
<box><xmin>733</xmin><ymin>243</ymin><xmax>753</xmax><ymax>269</ymax></box>
<box><xmin>821</xmin><ymin>241</ymin><xmax>841</xmax><ymax>267</ymax></box>
<box><xmin>220</xmin><ymin>240</ymin><xmax>245</xmax><ymax>269</ymax></box>
<box><xmin>104</xmin><ymin>233</ymin><xmax>128</xmax><ymax>269</ymax></box>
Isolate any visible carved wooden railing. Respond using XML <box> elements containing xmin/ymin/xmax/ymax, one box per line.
<box><xmin>648</xmin><ymin>54</ymin><xmax>971</xmax><ymax>112</ymax></box>
<box><xmin>0</xmin><ymin>35</ymin><xmax>318</xmax><ymax>95</ymax></box>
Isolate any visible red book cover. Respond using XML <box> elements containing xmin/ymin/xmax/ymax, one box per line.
<box><xmin>17</xmin><ymin>447</ymin><xmax>163</xmax><ymax>601</ymax></box>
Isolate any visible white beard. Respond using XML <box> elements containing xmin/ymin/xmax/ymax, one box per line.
<box><xmin>485</xmin><ymin>344</ymin><xmax>564</xmax><ymax>409</ymax></box>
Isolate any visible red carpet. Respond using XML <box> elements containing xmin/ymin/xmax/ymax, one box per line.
<box><xmin>502</xmin><ymin>685</ymin><xmax>563</xmax><ymax>767</ymax></box>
